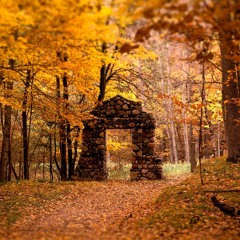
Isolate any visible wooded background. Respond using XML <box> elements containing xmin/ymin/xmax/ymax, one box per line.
<box><xmin>0</xmin><ymin>0</ymin><xmax>239</xmax><ymax>181</ymax></box>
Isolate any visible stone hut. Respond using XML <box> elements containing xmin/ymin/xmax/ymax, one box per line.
<box><xmin>74</xmin><ymin>95</ymin><xmax>162</xmax><ymax>180</ymax></box>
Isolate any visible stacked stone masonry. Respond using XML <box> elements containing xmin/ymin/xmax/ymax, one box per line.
<box><xmin>74</xmin><ymin>95</ymin><xmax>163</xmax><ymax>180</ymax></box>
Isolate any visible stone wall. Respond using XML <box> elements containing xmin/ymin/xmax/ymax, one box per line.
<box><xmin>74</xmin><ymin>95</ymin><xmax>163</xmax><ymax>180</ymax></box>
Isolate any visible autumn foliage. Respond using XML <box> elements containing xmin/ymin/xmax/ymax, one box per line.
<box><xmin>0</xmin><ymin>1</ymin><xmax>240</xmax><ymax>239</ymax></box>
<box><xmin>0</xmin><ymin>0</ymin><xmax>239</xmax><ymax>182</ymax></box>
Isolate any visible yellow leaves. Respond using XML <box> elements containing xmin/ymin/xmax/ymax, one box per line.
<box><xmin>0</xmin><ymin>96</ymin><xmax>11</xmax><ymax>106</ymax></box>
<box><xmin>107</xmin><ymin>141</ymin><xmax>124</xmax><ymax>152</ymax></box>
<box><xmin>15</xmin><ymin>10</ymin><xmax>35</xmax><ymax>27</ymax></box>
<box><xmin>0</xmin><ymin>0</ymin><xmax>156</xmax><ymax>129</ymax></box>
<box><xmin>98</xmin><ymin>5</ymin><xmax>113</xmax><ymax>18</ymax></box>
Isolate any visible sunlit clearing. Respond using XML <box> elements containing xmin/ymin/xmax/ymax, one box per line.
<box><xmin>163</xmin><ymin>162</ymin><xmax>191</xmax><ymax>176</ymax></box>
<box><xmin>106</xmin><ymin>129</ymin><xmax>132</xmax><ymax>180</ymax></box>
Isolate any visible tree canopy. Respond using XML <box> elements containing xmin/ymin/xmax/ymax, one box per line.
<box><xmin>0</xmin><ymin>0</ymin><xmax>239</xmax><ymax>181</ymax></box>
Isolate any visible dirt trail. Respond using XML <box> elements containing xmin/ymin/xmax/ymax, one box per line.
<box><xmin>5</xmin><ymin>178</ymin><xmax>185</xmax><ymax>240</ymax></box>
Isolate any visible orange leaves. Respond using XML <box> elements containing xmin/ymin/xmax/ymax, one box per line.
<box><xmin>0</xmin><ymin>180</ymin><xmax>174</xmax><ymax>239</ymax></box>
<box><xmin>1</xmin><ymin>158</ymin><xmax>240</xmax><ymax>239</ymax></box>
<box><xmin>0</xmin><ymin>0</ymin><xmax>154</xmax><ymax>119</ymax></box>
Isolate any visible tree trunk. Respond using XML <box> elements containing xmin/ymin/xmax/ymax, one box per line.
<box><xmin>57</xmin><ymin>52</ymin><xmax>71</xmax><ymax>180</ymax></box>
<box><xmin>0</xmin><ymin>59</ymin><xmax>14</xmax><ymax>181</ymax></box>
<box><xmin>49</xmin><ymin>130</ymin><xmax>53</xmax><ymax>181</ymax></box>
<box><xmin>22</xmin><ymin>70</ymin><xmax>31</xmax><ymax>180</ymax></box>
<box><xmin>0</xmin><ymin>84</ymin><xmax>13</xmax><ymax>181</ymax></box>
<box><xmin>67</xmin><ymin>123</ymin><xmax>73</xmax><ymax>179</ymax></box>
<box><xmin>61</xmin><ymin>73</ymin><xmax>73</xmax><ymax>179</ymax></box>
<box><xmin>59</xmin><ymin>120</ymin><xmax>67</xmax><ymax>180</ymax></box>
<box><xmin>216</xmin><ymin>123</ymin><xmax>221</xmax><ymax>157</ymax></box>
<box><xmin>198</xmin><ymin>59</ymin><xmax>206</xmax><ymax>185</ymax></box>
<box><xmin>53</xmin><ymin>120</ymin><xmax>60</xmax><ymax>179</ymax></box>
<box><xmin>57</xmin><ymin>75</ymin><xmax>67</xmax><ymax>181</ymax></box>
<box><xmin>73</xmin><ymin>126</ymin><xmax>80</xmax><ymax>169</ymax></box>
<box><xmin>98</xmin><ymin>43</ymin><xmax>107</xmax><ymax>102</ymax></box>
<box><xmin>165</xmin><ymin>122</ymin><xmax>174</xmax><ymax>163</ymax></box>
<box><xmin>165</xmin><ymin>72</ymin><xmax>178</xmax><ymax>163</ymax></box>
<box><xmin>220</xmin><ymin>42</ymin><xmax>240</xmax><ymax>163</ymax></box>
<box><xmin>171</xmin><ymin>120</ymin><xmax>178</xmax><ymax>163</ymax></box>
<box><xmin>98</xmin><ymin>43</ymin><xmax>114</xmax><ymax>102</ymax></box>
<box><xmin>7</xmin><ymin>144</ymin><xmax>12</xmax><ymax>181</ymax></box>
<box><xmin>189</xmin><ymin>123</ymin><xmax>197</xmax><ymax>173</ymax></box>
<box><xmin>98</xmin><ymin>64</ymin><xmax>107</xmax><ymax>102</ymax></box>
<box><xmin>182</xmin><ymin>81</ymin><xmax>190</xmax><ymax>162</ymax></box>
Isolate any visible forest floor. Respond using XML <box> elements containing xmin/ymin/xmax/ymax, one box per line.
<box><xmin>0</xmin><ymin>157</ymin><xmax>240</xmax><ymax>240</ymax></box>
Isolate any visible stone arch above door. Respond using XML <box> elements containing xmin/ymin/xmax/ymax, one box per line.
<box><xmin>74</xmin><ymin>95</ymin><xmax>162</xmax><ymax>180</ymax></box>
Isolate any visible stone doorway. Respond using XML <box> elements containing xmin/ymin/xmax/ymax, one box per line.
<box><xmin>74</xmin><ymin>95</ymin><xmax>163</xmax><ymax>180</ymax></box>
<box><xmin>106</xmin><ymin>129</ymin><xmax>132</xmax><ymax>180</ymax></box>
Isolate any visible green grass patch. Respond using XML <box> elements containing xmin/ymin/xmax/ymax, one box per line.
<box><xmin>162</xmin><ymin>162</ymin><xmax>191</xmax><ymax>176</ymax></box>
<box><xmin>107</xmin><ymin>162</ymin><xmax>131</xmax><ymax>180</ymax></box>
<box><xmin>134</xmin><ymin>157</ymin><xmax>240</xmax><ymax>239</ymax></box>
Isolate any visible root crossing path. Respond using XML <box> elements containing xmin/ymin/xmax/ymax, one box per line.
<box><xmin>5</xmin><ymin>178</ymin><xmax>185</xmax><ymax>240</ymax></box>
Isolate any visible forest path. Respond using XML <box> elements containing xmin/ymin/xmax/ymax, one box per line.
<box><xmin>6</xmin><ymin>177</ymin><xmax>186</xmax><ymax>240</ymax></box>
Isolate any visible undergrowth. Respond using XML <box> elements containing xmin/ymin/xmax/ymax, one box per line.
<box><xmin>107</xmin><ymin>162</ymin><xmax>131</xmax><ymax>180</ymax></box>
<box><xmin>134</xmin><ymin>157</ymin><xmax>240</xmax><ymax>239</ymax></box>
<box><xmin>163</xmin><ymin>162</ymin><xmax>191</xmax><ymax>176</ymax></box>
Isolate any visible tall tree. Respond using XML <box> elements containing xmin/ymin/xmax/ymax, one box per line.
<box><xmin>0</xmin><ymin>60</ymin><xmax>14</xmax><ymax>181</ymax></box>
<box><xmin>135</xmin><ymin>0</ymin><xmax>240</xmax><ymax>163</ymax></box>
<box><xmin>217</xmin><ymin>3</ymin><xmax>240</xmax><ymax>163</ymax></box>
<box><xmin>22</xmin><ymin>69</ymin><xmax>31</xmax><ymax>180</ymax></box>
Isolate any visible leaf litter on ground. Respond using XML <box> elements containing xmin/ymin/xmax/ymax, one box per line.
<box><xmin>0</xmin><ymin>157</ymin><xmax>239</xmax><ymax>239</ymax></box>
